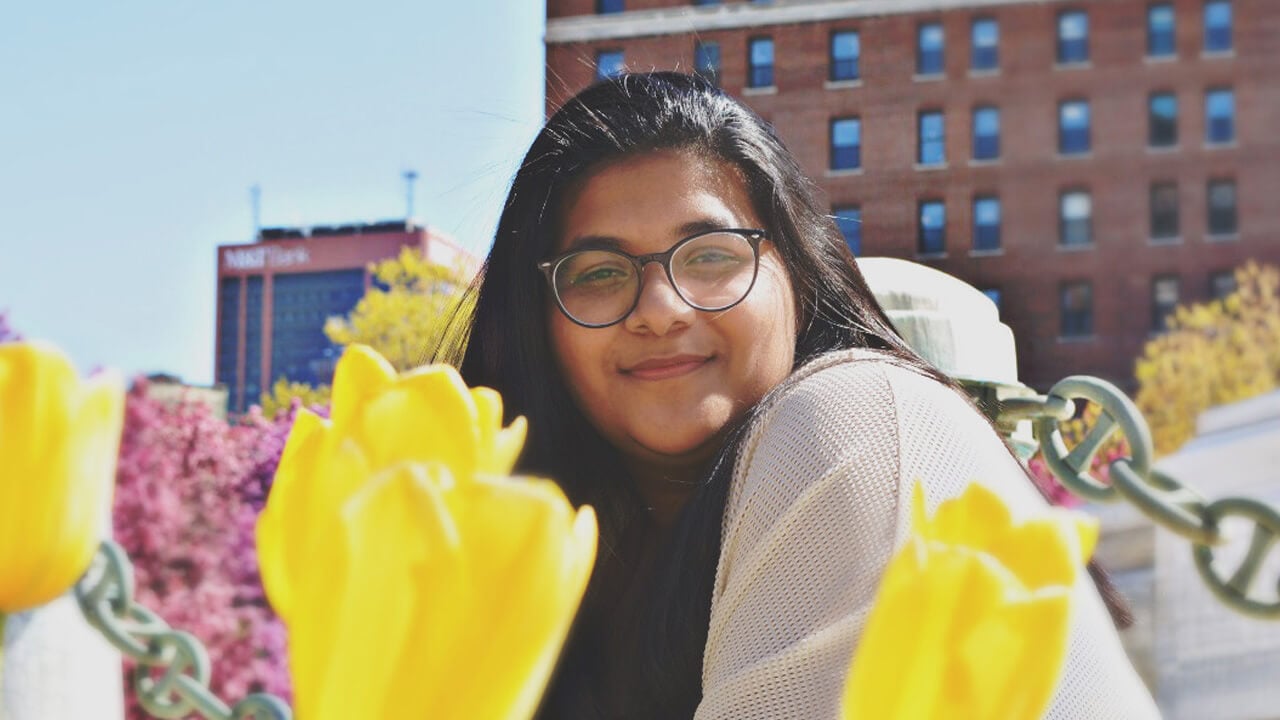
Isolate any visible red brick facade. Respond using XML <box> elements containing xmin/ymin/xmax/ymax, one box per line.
<box><xmin>546</xmin><ymin>0</ymin><xmax>1280</xmax><ymax>390</ymax></box>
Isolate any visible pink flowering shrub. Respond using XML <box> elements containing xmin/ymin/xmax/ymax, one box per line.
<box><xmin>113</xmin><ymin>381</ymin><xmax>296</xmax><ymax>717</ymax></box>
<box><xmin>0</xmin><ymin>310</ymin><xmax>19</xmax><ymax>342</ymax></box>
<box><xmin>1026</xmin><ymin>402</ymin><xmax>1131</xmax><ymax>508</ymax></box>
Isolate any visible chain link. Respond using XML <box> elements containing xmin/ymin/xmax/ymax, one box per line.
<box><xmin>1001</xmin><ymin>375</ymin><xmax>1280</xmax><ymax>620</ymax></box>
<box><xmin>74</xmin><ymin>540</ymin><xmax>294</xmax><ymax>720</ymax></box>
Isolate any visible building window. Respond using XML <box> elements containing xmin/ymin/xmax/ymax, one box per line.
<box><xmin>918</xmin><ymin>200</ymin><xmax>946</xmax><ymax>255</ymax></box>
<box><xmin>1060</xmin><ymin>281</ymin><xmax>1094</xmax><ymax>338</ymax></box>
<box><xmin>830</xmin><ymin>117</ymin><xmax>862</xmax><ymax>171</ymax></box>
<box><xmin>1205</xmin><ymin>88</ymin><xmax>1236</xmax><ymax>144</ymax></box>
<box><xmin>748</xmin><ymin>37</ymin><xmax>775</xmax><ymax>88</ymax></box>
<box><xmin>1148</xmin><ymin>92</ymin><xmax>1178</xmax><ymax>147</ymax></box>
<box><xmin>1057</xmin><ymin>10</ymin><xmax>1089</xmax><ymax>64</ymax></box>
<box><xmin>918</xmin><ymin>110</ymin><xmax>946</xmax><ymax>165</ymax></box>
<box><xmin>834</xmin><ymin>205</ymin><xmax>862</xmax><ymax>255</ymax></box>
<box><xmin>917</xmin><ymin>22</ymin><xmax>945</xmax><ymax>76</ymax></box>
<box><xmin>695</xmin><ymin>41</ymin><xmax>721</xmax><ymax>87</ymax></box>
<box><xmin>971</xmin><ymin>18</ymin><xmax>999</xmax><ymax>71</ymax></box>
<box><xmin>830</xmin><ymin>31</ymin><xmax>860</xmax><ymax>81</ymax></box>
<box><xmin>693</xmin><ymin>0</ymin><xmax>722</xmax><ymax>5</ymax></box>
<box><xmin>1151</xmin><ymin>275</ymin><xmax>1180</xmax><ymax>331</ymax></box>
<box><xmin>1204</xmin><ymin>0</ymin><xmax>1233</xmax><ymax>52</ymax></box>
<box><xmin>594</xmin><ymin>50</ymin><xmax>625</xmax><ymax>81</ymax></box>
<box><xmin>1209</xmin><ymin>269</ymin><xmax>1237</xmax><ymax>298</ymax></box>
<box><xmin>973</xmin><ymin>195</ymin><xmax>1002</xmax><ymax>251</ymax></box>
<box><xmin>1060</xmin><ymin>190</ymin><xmax>1093</xmax><ymax>247</ymax></box>
<box><xmin>972</xmin><ymin>106</ymin><xmax>1000</xmax><ymax>160</ymax></box>
<box><xmin>597</xmin><ymin>0</ymin><xmax>624</xmax><ymax>14</ymax></box>
<box><xmin>982</xmin><ymin>288</ymin><xmax>1003</xmax><ymax>315</ymax></box>
<box><xmin>1207</xmin><ymin>178</ymin><xmax>1238</xmax><ymax>236</ymax></box>
<box><xmin>1150</xmin><ymin>182</ymin><xmax>1180</xmax><ymax>240</ymax></box>
<box><xmin>1147</xmin><ymin>3</ymin><xmax>1176</xmax><ymax>57</ymax></box>
<box><xmin>1058</xmin><ymin>99</ymin><xmax>1091</xmax><ymax>155</ymax></box>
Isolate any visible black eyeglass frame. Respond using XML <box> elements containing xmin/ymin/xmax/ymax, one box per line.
<box><xmin>536</xmin><ymin>228</ymin><xmax>769</xmax><ymax>329</ymax></box>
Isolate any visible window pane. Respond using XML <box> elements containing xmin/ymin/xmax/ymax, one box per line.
<box><xmin>695</xmin><ymin>42</ymin><xmax>721</xmax><ymax>86</ymax></box>
<box><xmin>917</xmin><ymin>23</ymin><xmax>945</xmax><ymax>75</ymax></box>
<box><xmin>1205</xmin><ymin>0</ymin><xmax>1233</xmax><ymax>52</ymax></box>
<box><xmin>1147</xmin><ymin>4</ymin><xmax>1176</xmax><ymax>57</ymax></box>
<box><xmin>1150</xmin><ymin>182</ymin><xmax>1180</xmax><ymax>239</ymax></box>
<box><xmin>919</xmin><ymin>111</ymin><xmax>946</xmax><ymax>165</ymax></box>
<box><xmin>834</xmin><ymin>205</ymin><xmax>862</xmax><ymax>255</ymax></box>
<box><xmin>831</xmin><ymin>31</ymin><xmax>861</xmax><ymax>81</ymax></box>
<box><xmin>1208</xmin><ymin>179</ymin><xmax>1238</xmax><ymax>235</ymax></box>
<box><xmin>972</xmin><ymin>18</ymin><xmax>999</xmax><ymax>70</ymax></box>
<box><xmin>830</xmin><ymin>118</ymin><xmax>862</xmax><ymax>170</ymax></box>
<box><xmin>1210</xmin><ymin>269</ymin><xmax>1237</xmax><ymax>298</ymax></box>
<box><xmin>1059</xmin><ymin>100</ymin><xmax>1091</xmax><ymax>154</ymax></box>
<box><xmin>972</xmin><ymin>106</ymin><xmax>1000</xmax><ymax>160</ymax></box>
<box><xmin>1148</xmin><ymin>92</ymin><xmax>1178</xmax><ymax>147</ymax></box>
<box><xmin>973</xmin><ymin>196</ymin><xmax>1002</xmax><ymax>251</ymax></box>
<box><xmin>749</xmin><ymin>38</ymin><xmax>775</xmax><ymax>87</ymax></box>
<box><xmin>1152</xmin><ymin>276</ymin><xmax>1180</xmax><ymax>331</ymax></box>
<box><xmin>597</xmin><ymin>0</ymin><xmax>624</xmax><ymax>13</ymax></box>
<box><xmin>595</xmin><ymin>50</ymin><xmax>625</xmax><ymax>81</ymax></box>
<box><xmin>1060</xmin><ymin>282</ymin><xmax>1093</xmax><ymax>337</ymax></box>
<box><xmin>1058</xmin><ymin>10</ymin><xmax>1089</xmax><ymax>63</ymax></box>
<box><xmin>1206</xmin><ymin>88</ymin><xmax>1236</xmax><ymax>144</ymax></box>
<box><xmin>919</xmin><ymin>200</ymin><xmax>946</xmax><ymax>254</ymax></box>
<box><xmin>982</xmin><ymin>288</ymin><xmax>1003</xmax><ymax>314</ymax></box>
<box><xmin>1060</xmin><ymin>191</ymin><xmax>1092</xmax><ymax>246</ymax></box>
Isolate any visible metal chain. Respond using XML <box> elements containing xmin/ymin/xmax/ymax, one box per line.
<box><xmin>74</xmin><ymin>540</ymin><xmax>294</xmax><ymax>720</ymax></box>
<box><xmin>1002</xmin><ymin>375</ymin><xmax>1280</xmax><ymax>619</ymax></box>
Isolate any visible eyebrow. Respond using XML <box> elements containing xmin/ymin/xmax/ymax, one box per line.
<box><xmin>563</xmin><ymin>218</ymin><xmax>738</xmax><ymax>253</ymax></box>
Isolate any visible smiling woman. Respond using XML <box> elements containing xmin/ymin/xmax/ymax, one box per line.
<box><xmin>448</xmin><ymin>72</ymin><xmax>1158</xmax><ymax>719</ymax></box>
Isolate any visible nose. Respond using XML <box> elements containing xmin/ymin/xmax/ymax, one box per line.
<box><xmin>623</xmin><ymin>262</ymin><xmax>695</xmax><ymax>335</ymax></box>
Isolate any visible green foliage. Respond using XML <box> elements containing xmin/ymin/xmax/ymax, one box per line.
<box><xmin>1134</xmin><ymin>262</ymin><xmax>1280</xmax><ymax>456</ymax></box>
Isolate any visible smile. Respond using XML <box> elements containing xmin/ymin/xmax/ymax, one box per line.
<box><xmin>622</xmin><ymin>355</ymin><xmax>713</xmax><ymax>381</ymax></box>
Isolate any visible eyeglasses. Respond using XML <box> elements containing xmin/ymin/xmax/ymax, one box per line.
<box><xmin>537</xmin><ymin>228</ymin><xmax>768</xmax><ymax>328</ymax></box>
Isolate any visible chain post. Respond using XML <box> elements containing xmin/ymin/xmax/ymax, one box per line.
<box><xmin>999</xmin><ymin>376</ymin><xmax>1280</xmax><ymax>619</ymax></box>
<box><xmin>74</xmin><ymin>541</ymin><xmax>293</xmax><ymax>720</ymax></box>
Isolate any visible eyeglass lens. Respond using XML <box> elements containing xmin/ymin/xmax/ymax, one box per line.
<box><xmin>552</xmin><ymin>232</ymin><xmax>757</xmax><ymax>326</ymax></box>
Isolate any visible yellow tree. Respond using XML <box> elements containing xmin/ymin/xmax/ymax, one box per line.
<box><xmin>323</xmin><ymin>246</ymin><xmax>474</xmax><ymax>373</ymax></box>
<box><xmin>1135</xmin><ymin>262</ymin><xmax>1280</xmax><ymax>455</ymax></box>
<box><xmin>257</xmin><ymin>246</ymin><xmax>473</xmax><ymax>416</ymax></box>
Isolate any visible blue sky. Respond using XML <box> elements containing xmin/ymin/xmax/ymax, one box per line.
<box><xmin>0</xmin><ymin>1</ymin><xmax>546</xmax><ymax>383</ymax></box>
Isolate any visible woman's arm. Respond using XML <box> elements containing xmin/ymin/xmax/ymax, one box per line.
<box><xmin>695</xmin><ymin>352</ymin><xmax>1159</xmax><ymax>719</ymax></box>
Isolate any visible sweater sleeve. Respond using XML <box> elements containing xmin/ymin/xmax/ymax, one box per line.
<box><xmin>694</xmin><ymin>351</ymin><xmax>1159</xmax><ymax>719</ymax></box>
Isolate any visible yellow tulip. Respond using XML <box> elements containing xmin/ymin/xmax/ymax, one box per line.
<box><xmin>0</xmin><ymin>341</ymin><xmax>123</xmax><ymax>612</ymax></box>
<box><xmin>842</xmin><ymin>482</ymin><xmax>1097</xmax><ymax>720</ymax></box>
<box><xmin>256</xmin><ymin>344</ymin><xmax>597</xmax><ymax>720</ymax></box>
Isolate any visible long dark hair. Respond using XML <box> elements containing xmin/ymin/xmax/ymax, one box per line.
<box><xmin>448</xmin><ymin>72</ymin><xmax>1126</xmax><ymax>718</ymax></box>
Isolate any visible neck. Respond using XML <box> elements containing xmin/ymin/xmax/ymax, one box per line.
<box><xmin>624</xmin><ymin>455</ymin><xmax>705</xmax><ymax>529</ymax></box>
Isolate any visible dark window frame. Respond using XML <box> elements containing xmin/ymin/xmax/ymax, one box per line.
<box><xmin>972</xmin><ymin>195</ymin><xmax>1002</xmax><ymax>251</ymax></box>
<box><xmin>694</xmin><ymin>41</ymin><xmax>721</xmax><ymax>87</ymax></box>
<box><xmin>1204</xmin><ymin>0</ymin><xmax>1233</xmax><ymax>52</ymax></box>
<box><xmin>748</xmin><ymin>36</ymin><xmax>776</xmax><ymax>88</ymax></box>
<box><xmin>1057</xmin><ymin>9</ymin><xmax>1090</xmax><ymax>64</ymax></box>
<box><xmin>918</xmin><ymin>199</ymin><xmax>947</xmax><ymax>255</ymax></box>
<box><xmin>1151</xmin><ymin>274</ymin><xmax>1181</xmax><ymax>332</ymax></box>
<box><xmin>596</xmin><ymin>0</ymin><xmax>625</xmax><ymax>14</ymax></box>
<box><xmin>1205</xmin><ymin>87</ymin><xmax>1236</xmax><ymax>144</ymax></box>
<box><xmin>971</xmin><ymin>17</ymin><xmax>1000</xmax><ymax>71</ymax></box>
<box><xmin>918</xmin><ymin>109</ymin><xmax>946</xmax><ymax>165</ymax></box>
<box><xmin>1059</xmin><ymin>189</ymin><xmax>1093</xmax><ymax>247</ymax></box>
<box><xmin>1147</xmin><ymin>3</ymin><xmax>1177</xmax><ymax>57</ymax></box>
<box><xmin>972</xmin><ymin>105</ymin><xmax>1000</xmax><ymax>160</ymax></box>
<box><xmin>1207</xmin><ymin>178</ymin><xmax>1238</xmax><ymax>236</ymax></box>
<box><xmin>594</xmin><ymin>49</ymin><xmax>626</xmax><ymax>81</ymax></box>
<box><xmin>830</xmin><ymin>30</ymin><xmax>861</xmax><ymax>81</ymax></box>
<box><xmin>830</xmin><ymin>117</ymin><xmax>862</xmax><ymax>171</ymax></box>
<box><xmin>1148</xmin><ymin>91</ymin><xmax>1179</xmax><ymax>147</ymax></box>
<box><xmin>1058</xmin><ymin>98</ymin><xmax>1091</xmax><ymax>155</ymax></box>
<box><xmin>1060</xmin><ymin>281</ymin><xmax>1094</xmax><ymax>338</ymax></box>
<box><xmin>833</xmin><ymin>205</ymin><xmax>862</xmax><ymax>256</ymax></box>
<box><xmin>917</xmin><ymin>21</ymin><xmax>945</xmax><ymax>76</ymax></box>
<box><xmin>1150</xmin><ymin>181</ymin><xmax>1180</xmax><ymax>240</ymax></box>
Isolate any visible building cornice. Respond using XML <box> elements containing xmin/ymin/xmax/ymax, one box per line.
<box><xmin>547</xmin><ymin>0</ymin><xmax>1072</xmax><ymax>44</ymax></box>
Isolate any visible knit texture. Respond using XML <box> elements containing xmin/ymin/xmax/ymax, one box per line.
<box><xmin>696</xmin><ymin>349</ymin><xmax>1159</xmax><ymax>719</ymax></box>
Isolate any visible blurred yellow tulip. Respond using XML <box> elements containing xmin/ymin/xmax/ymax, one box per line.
<box><xmin>842</xmin><ymin>482</ymin><xmax>1097</xmax><ymax>720</ymax></box>
<box><xmin>0</xmin><ymin>341</ymin><xmax>123</xmax><ymax>612</ymax></box>
<box><xmin>256</xmin><ymin>344</ymin><xmax>597</xmax><ymax>720</ymax></box>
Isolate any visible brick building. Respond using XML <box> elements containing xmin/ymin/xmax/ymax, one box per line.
<box><xmin>214</xmin><ymin>221</ymin><xmax>470</xmax><ymax>413</ymax></box>
<box><xmin>545</xmin><ymin>0</ymin><xmax>1280</xmax><ymax>390</ymax></box>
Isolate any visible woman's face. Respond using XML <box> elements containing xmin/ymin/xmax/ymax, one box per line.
<box><xmin>549</xmin><ymin>149</ymin><xmax>798</xmax><ymax>470</ymax></box>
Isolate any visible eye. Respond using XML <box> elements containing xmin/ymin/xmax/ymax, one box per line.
<box><xmin>686</xmin><ymin>248</ymin><xmax>741</xmax><ymax>265</ymax></box>
<box><xmin>572</xmin><ymin>266</ymin><xmax>630</xmax><ymax>285</ymax></box>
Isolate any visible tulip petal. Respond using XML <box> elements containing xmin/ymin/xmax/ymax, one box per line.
<box><xmin>358</xmin><ymin>368</ymin><xmax>477</xmax><ymax>475</ymax></box>
<box><xmin>925</xmin><ymin>481</ymin><xmax>1012</xmax><ymax>552</ymax></box>
<box><xmin>329</xmin><ymin>345</ymin><xmax>397</xmax><ymax>429</ymax></box>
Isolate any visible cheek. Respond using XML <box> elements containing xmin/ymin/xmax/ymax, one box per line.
<box><xmin>548</xmin><ymin>312</ymin><xmax>609</xmax><ymax>402</ymax></box>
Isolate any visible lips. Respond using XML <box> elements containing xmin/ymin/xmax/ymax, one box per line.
<box><xmin>622</xmin><ymin>354</ymin><xmax>713</xmax><ymax>381</ymax></box>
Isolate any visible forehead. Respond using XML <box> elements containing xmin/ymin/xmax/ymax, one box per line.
<box><xmin>557</xmin><ymin>150</ymin><xmax>761</xmax><ymax>253</ymax></box>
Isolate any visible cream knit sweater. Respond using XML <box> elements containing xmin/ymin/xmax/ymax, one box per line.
<box><xmin>696</xmin><ymin>350</ymin><xmax>1160</xmax><ymax>719</ymax></box>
